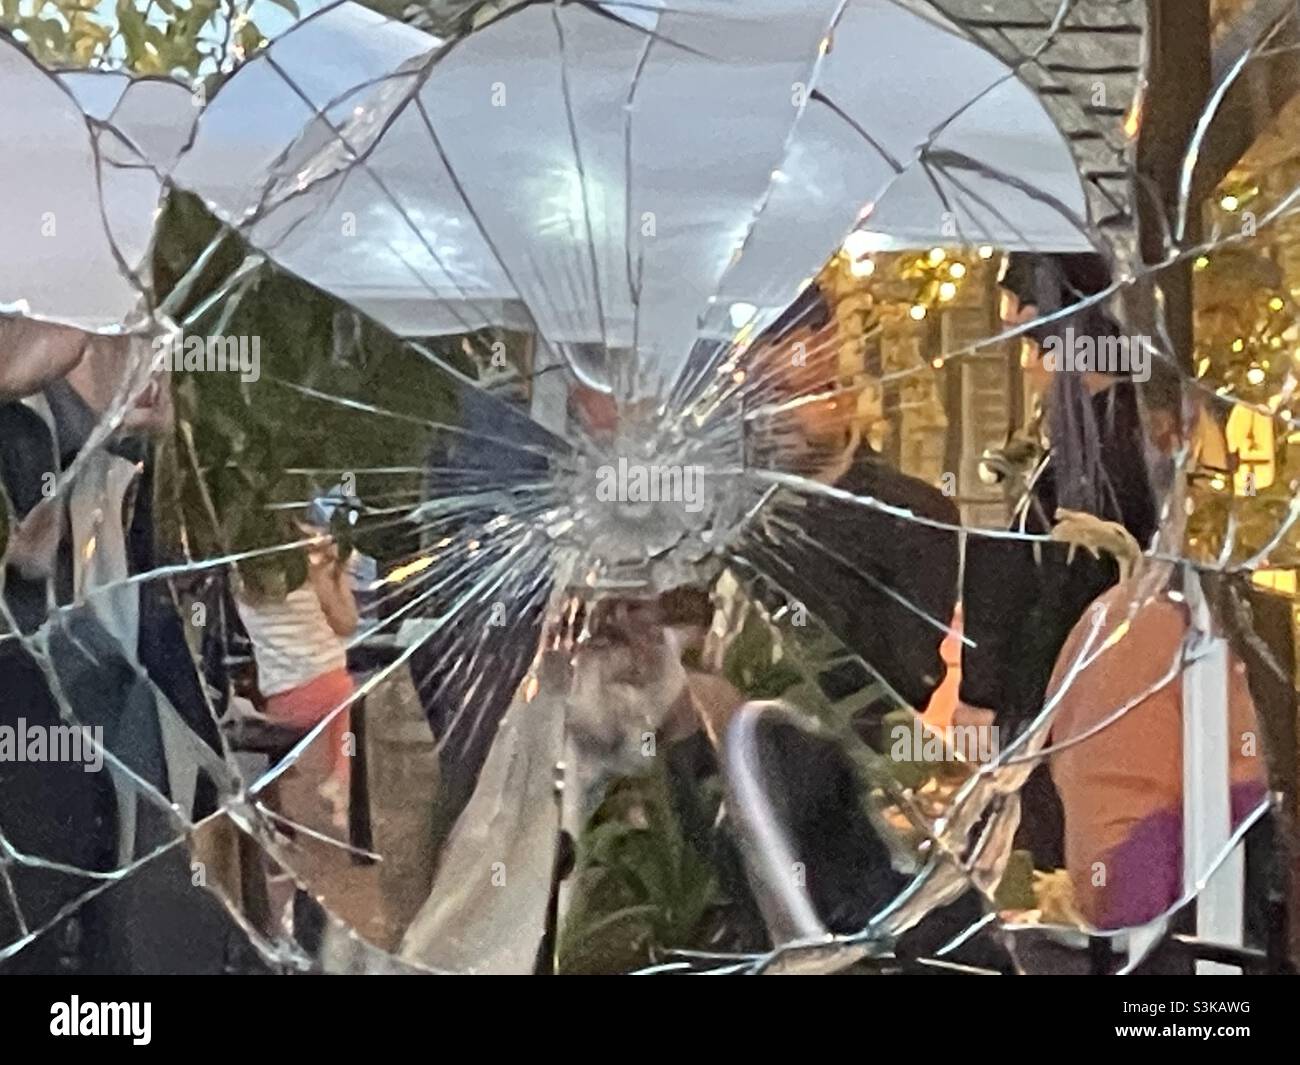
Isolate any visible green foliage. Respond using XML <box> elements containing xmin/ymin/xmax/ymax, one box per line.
<box><xmin>1</xmin><ymin>0</ymin><xmax>275</xmax><ymax>75</ymax></box>
<box><xmin>993</xmin><ymin>849</ymin><xmax>1036</xmax><ymax>911</ymax></box>
<box><xmin>721</xmin><ymin>609</ymin><xmax>802</xmax><ymax>699</ymax></box>
<box><xmin>558</xmin><ymin>763</ymin><xmax>723</xmax><ymax>974</ymax></box>
<box><xmin>151</xmin><ymin>191</ymin><xmax>478</xmax><ymax>593</ymax></box>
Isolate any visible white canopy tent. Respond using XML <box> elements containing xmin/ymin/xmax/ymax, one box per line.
<box><xmin>0</xmin><ymin>47</ymin><xmax>194</xmax><ymax>330</ymax></box>
<box><xmin>172</xmin><ymin>0</ymin><xmax>1094</xmax><ymax>381</ymax></box>
<box><xmin>3</xmin><ymin>0</ymin><xmax>1095</xmax><ymax>364</ymax></box>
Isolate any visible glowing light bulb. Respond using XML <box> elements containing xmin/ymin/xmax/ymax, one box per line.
<box><xmin>1194</xmin><ymin>256</ymin><xmax>1210</xmax><ymax>270</ymax></box>
<box><xmin>728</xmin><ymin>302</ymin><xmax>757</xmax><ymax>329</ymax></box>
<box><xmin>909</xmin><ymin>305</ymin><xmax>927</xmax><ymax>321</ymax></box>
<box><xmin>1221</xmin><ymin>194</ymin><xmax>1240</xmax><ymax>211</ymax></box>
<box><xmin>938</xmin><ymin>281</ymin><xmax>958</xmax><ymax>302</ymax></box>
<box><xmin>978</xmin><ymin>245</ymin><xmax>995</xmax><ymax>259</ymax></box>
<box><xmin>928</xmin><ymin>248</ymin><xmax>946</xmax><ymax>265</ymax></box>
<box><xmin>1269</xmin><ymin>297</ymin><xmax>1284</xmax><ymax>311</ymax></box>
<box><xmin>1247</xmin><ymin>366</ymin><xmax>1266</xmax><ymax>385</ymax></box>
<box><xmin>849</xmin><ymin>257</ymin><xmax>876</xmax><ymax>279</ymax></box>
<box><xmin>842</xmin><ymin>230</ymin><xmax>873</xmax><ymax>259</ymax></box>
<box><xmin>1232</xmin><ymin>338</ymin><xmax>1245</xmax><ymax>353</ymax></box>
<box><xmin>949</xmin><ymin>263</ymin><xmax>967</xmax><ymax>279</ymax></box>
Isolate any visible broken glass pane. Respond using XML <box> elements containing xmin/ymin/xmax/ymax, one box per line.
<box><xmin>1</xmin><ymin>0</ymin><xmax>1297</xmax><ymax>976</ymax></box>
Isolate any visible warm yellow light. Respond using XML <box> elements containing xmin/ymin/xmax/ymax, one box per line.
<box><xmin>1226</xmin><ymin>405</ymin><xmax>1276</xmax><ymax>491</ymax></box>
<box><xmin>381</xmin><ymin>555</ymin><xmax>436</xmax><ymax>587</ymax></box>
<box><xmin>1122</xmin><ymin>96</ymin><xmax>1142</xmax><ymax>139</ymax></box>
<box><xmin>909</xmin><ymin>304</ymin><xmax>928</xmax><ymax>321</ymax></box>
<box><xmin>1221</xmin><ymin>194</ymin><xmax>1240</xmax><ymax>211</ymax></box>
<box><xmin>931</xmin><ymin>357</ymin><xmax>944</xmax><ymax>369</ymax></box>
<box><xmin>1211</xmin><ymin>476</ymin><xmax>1227</xmax><ymax>491</ymax></box>
<box><xmin>1232</xmin><ymin>338</ymin><xmax>1245</xmax><ymax>352</ymax></box>
<box><xmin>978</xmin><ymin>245</ymin><xmax>995</xmax><ymax>259</ymax></box>
<box><xmin>1269</xmin><ymin>297</ymin><xmax>1285</xmax><ymax>311</ymax></box>
<box><xmin>849</xmin><ymin>257</ymin><xmax>876</xmax><ymax>278</ymax></box>
<box><xmin>1253</xmin><ymin>569</ymin><xmax>1298</xmax><ymax>595</ymax></box>
<box><xmin>938</xmin><ymin>281</ymin><xmax>958</xmax><ymax>302</ymax></box>
<box><xmin>928</xmin><ymin>248</ymin><xmax>946</xmax><ymax>265</ymax></box>
<box><xmin>949</xmin><ymin>263</ymin><xmax>967</xmax><ymax>279</ymax></box>
<box><xmin>1247</xmin><ymin>366</ymin><xmax>1266</xmax><ymax>385</ymax></box>
<box><xmin>1194</xmin><ymin>256</ymin><xmax>1210</xmax><ymax>271</ymax></box>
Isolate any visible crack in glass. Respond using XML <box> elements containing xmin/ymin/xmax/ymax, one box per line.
<box><xmin>0</xmin><ymin>0</ymin><xmax>1296</xmax><ymax>975</ymax></box>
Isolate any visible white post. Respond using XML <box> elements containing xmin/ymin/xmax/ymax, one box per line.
<box><xmin>1182</xmin><ymin>575</ymin><xmax>1244</xmax><ymax>974</ymax></box>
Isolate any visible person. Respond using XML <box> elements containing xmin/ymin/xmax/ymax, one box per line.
<box><xmin>1</xmin><ymin>318</ymin><xmax>228</xmax><ymax>972</ymax></box>
<box><xmin>739</xmin><ymin>283</ymin><xmax>961</xmax><ymax>724</ymax></box>
<box><xmin>235</xmin><ymin>522</ymin><xmax>358</xmax><ymax>832</ymax></box>
<box><xmin>627</xmin><ymin>284</ymin><xmax>963</xmax><ymax>943</ymax></box>
<box><xmin>958</xmin><ymin>252</ymin><xmax>1160</xmax><ymax>869</ymax></box>
<box><xmin>1046</xmin><ymin>573</ymin><xmax>1266</xmax><ymax>929</ymax></box>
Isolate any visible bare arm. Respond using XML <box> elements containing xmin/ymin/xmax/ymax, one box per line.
<box><xmin>0</xmin><ymin>318</ymin><xmax>88</xmax><ymax>400</ymax></box>
<box><xmin>308</xmin><ymin>544</ymin><xmax>358</xmax><ymax>637</ymax></box>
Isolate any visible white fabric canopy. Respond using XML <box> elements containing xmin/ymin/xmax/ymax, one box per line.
<box><xmin>171</xmin><ymin>0</ymin><xmax>1094</xmax><ymax>377</ymax></box>
<box><xmin>0</xmin><ymin>49</ymin><xmax>194</xmax><ymax>330</ymax></box>
<box><xmin>3</xmin><ymin>0</ymin><xmax>1094</xmax><ymax>360</ymax></box>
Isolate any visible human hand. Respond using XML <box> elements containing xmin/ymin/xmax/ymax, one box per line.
<box><xmin>951</xmin><ymin>701</ymin><xmax>996</xmax><ymax>730</ymax></box>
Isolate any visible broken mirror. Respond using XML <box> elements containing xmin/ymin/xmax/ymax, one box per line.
<box><xmin>0</xmin><ymin>0</ymin><xmax>1297</xmax><ymax>975</ymax></box>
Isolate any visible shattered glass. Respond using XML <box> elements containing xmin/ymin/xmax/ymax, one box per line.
<box><xmin>0</xmin><ymin>0</ymin><xmax>1297</xmax><ymax>975</ymax></box>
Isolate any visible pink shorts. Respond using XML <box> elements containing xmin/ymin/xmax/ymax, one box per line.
<box><xmin>266</xmin><ymin>667</ymin><xmax>354</xmax><ymax>776</ymax></box>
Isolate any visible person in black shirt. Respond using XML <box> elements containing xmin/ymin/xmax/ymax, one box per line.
<box><xmin>959</xmin><ymin>253</ymin><xmax>1159</xmax><ymax>869</ymax></box>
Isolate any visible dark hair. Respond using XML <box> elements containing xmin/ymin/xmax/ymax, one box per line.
<box><xmin>1004</xmin><ymin>253</ymin><xmax>1149</xmax><ymax>518</ymax></box>
<box><xmin>1000</xmin><ymin>252</ymin><xmax>1112</xmax><ymax>314</ymax></box>
<box><xmin>1003</xmin><ymin>253</ymin><xmax>1126</xmax><ymax>376</ymax></box>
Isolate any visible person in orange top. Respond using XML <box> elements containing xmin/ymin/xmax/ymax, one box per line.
<box><xmin>1046</xmin><ymin>577</ymin><xmax>1266</xmax><ymax>929</ymax></box>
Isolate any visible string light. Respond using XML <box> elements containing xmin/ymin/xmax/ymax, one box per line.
<box><xmin>841</xmin><ymin>230</ymin><xmax>873</xmax><ymax>259</ymax></box>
